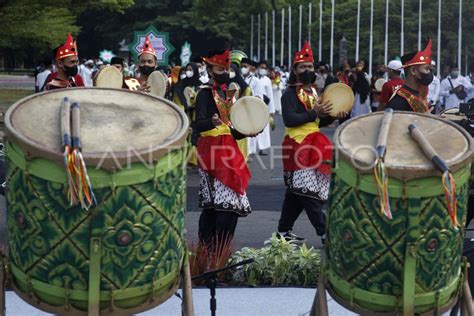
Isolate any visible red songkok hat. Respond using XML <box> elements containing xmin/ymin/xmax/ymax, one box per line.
<box><xmin>55</xmin><ymin>33</ymin><xmax>78</xmax><ymax>61</ymax></box>
<box><xmin>203</xmin><ymin>50</ymin><xmax>231</xmax><ymax>69</ymax></box>
<box><xmin>401</xmin><ymin>38</ymin><xmax>432</xmax><ymax>68</ymax></box>
<box><xmin>139</xmin><ymin>35</ymin><xmax>157</xmax><ymax>57</ymax></box>
<box><xmin>293</xmin><ymin>41</ymin><xmax>314</xmax><ymax>65</ymax></box>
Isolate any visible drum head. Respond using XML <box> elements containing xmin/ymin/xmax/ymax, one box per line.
<box><xmin>95</xmin><ymin>66</ymin><xmax>123</xmax><ymax>89</ymax></box>
<box><xmin>321</xmin><ymin>83</ymin><xmax>354</xmax><ymax>117</ymax></box>
<box><xmin>148</xmin><ymin>71</ymin><xmax>167</xmax><ymax>97</ymax></box>
<box><xmin>5</xmin><ymin>88</ymin><xmax>189</xmax><ymax>170</ymax></box>
<box><xmin>230</xmin><ymin>96</ymin><xmax>269</xmax><ymax>135</ymax></box>
<box><xmin>374</xmin><ymin>78</ymin><xmax>387</xmax><ymax>92</ymax></box>
<box><xmin>183</xmin><ymin>86</ymin><xmax>195</xmax><ymax>106</ymax></box>
<box><xmin>335</xmin><ymin>111</ymin><xmax>473</xmax><ymax>179</ymax></box>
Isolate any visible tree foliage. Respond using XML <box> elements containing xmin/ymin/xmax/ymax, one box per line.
<box><xmin>1</xmin><ymin>0</ymin><xmax>473</xmax><ymax>72</ymax></box>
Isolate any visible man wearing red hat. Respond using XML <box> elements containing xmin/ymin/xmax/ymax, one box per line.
<box><xmin>277</xmin><ymin>41</ymin><xmax>347</xmax><ymax>244</ymax></box>
<box><xmin>135</xmin><ymin>35</ymin><xmax>158</xmax><ymax>92</ymax></box>
<box><xmin>194</xmin><ymin>49</ymin><xmax>252</xmax><ymax>246</ymax></box>
<box><xmin>387</xmin><ymin>39</ymin><xmax>434</xmax><ymax>113</ymax></box>
<box><xmin>44</xmin><ymin>33</ymin><xmax>84</xmax><ymax>90</ymax></box>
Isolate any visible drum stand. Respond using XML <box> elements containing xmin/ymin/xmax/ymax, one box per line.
<box><xmin>310</xmin><ymin>259</ymin><xmax>474</xmax><ymax>316</ymax></box>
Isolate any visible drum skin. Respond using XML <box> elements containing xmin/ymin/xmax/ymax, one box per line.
<box><xmin>4</xmin><ymin>88</ymin><xmax>188</xmax><ymax>314</ymax></box>
<box><xmin>326</xmin><ymin>111</ymin><xmax>473</xmax><ymax>314</ymax></box>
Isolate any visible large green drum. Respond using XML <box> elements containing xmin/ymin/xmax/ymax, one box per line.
<box><xmin>327</xmin><ymin>112</ymin><xmax>473</xmax><ymax>314</ymax></box>
<box><xmin>4</xmin><ymin>88</ymin><xmax>189</xmax><ymax>314</ymax></box>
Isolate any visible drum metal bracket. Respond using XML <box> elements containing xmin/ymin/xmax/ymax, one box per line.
<box><xmin>88</xmin><ymin>237</ymin><xmax>102</xmax><ymax>316</ymax></box>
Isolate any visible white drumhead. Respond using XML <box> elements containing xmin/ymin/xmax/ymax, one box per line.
<box><xmin>230</xmin><ymin>96</ymin><xmax>269</xmax><ymax>135</ymax></box>
<box><xmin>148</xmin><ymin>71</ymin><xmax>167</xmax><ymax>97</ymax></box>
<box><xmin>374</xmin><ymin>78</ymin><xmax>387</xmax><ymax>92</ymax></box>
<box><xmin>184</xmin><ymin>86</ymin><xmax>195</xmax><ymax>106</ymax></box>
<box><xmin>95</xmin><ymin>66</ymin><xmax>123</xmax><ymax>89</ymax></box>
<box><xmin>321</xmin><ymin>83</ymin><xmax>354</xmax><ymax>117</ymax></box>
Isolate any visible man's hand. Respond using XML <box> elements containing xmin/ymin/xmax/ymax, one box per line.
<box><xmin>424</xmin><ymin>106</ymin><xmax>434</xmax><ymax>114</ymax></box>
<box><xmin>336</xmin><ymin>111</ymin><xmax>349</xmax><ymax>119</ymax></box>
<box><xmin>137</xmin><ymin>82</ymin><xmax>150</xmax><ymax>93</ymax></box>
<box><xmin>212</xmin><ymin>113</ymin><xmax>223</xmax><ymax>127</ymax></box>
<box><xmin>314</xmin><ymin>100</ymin><xmax>333</xmax><ymax>117</ymax></box>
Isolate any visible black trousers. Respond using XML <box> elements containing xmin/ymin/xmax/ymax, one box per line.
<box><xmin>198</xmin><ymin>208</ymin><xmax>239</xmax><ymax>245</ymax></box>
<box><xmin>278</xmin><ymin>189</ymin><xmax>326</xmax><ymax>236</ymax></box>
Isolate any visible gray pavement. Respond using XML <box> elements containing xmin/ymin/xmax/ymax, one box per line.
<box><xmin>0</xmin><ymin>75</ymin><xmax>35</xmax><ymax>89</ymax></box>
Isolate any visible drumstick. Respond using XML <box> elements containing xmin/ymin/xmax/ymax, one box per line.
<box><xmin>408</xmin><ymin>123</ymin><xmax>459</xmax><ymax>228</ymax></box>
<box><xmin>60</xmin><ymin>97</ymin><xmax>71</xmax><ymax>149</ymax></box>
<box><xmin>408</xmin><ymin>124</ymin><xmax>448</xmax><ymax>173</ymax></box>
<box><xmin>71</xmin><ymin>102</ymin><xmax>81</xmax><ymax>149</ymax></box>
<box><xmin>375</xmin><ymin>108</ymin><xmax>393</xmax><ymax>160</ymax></box>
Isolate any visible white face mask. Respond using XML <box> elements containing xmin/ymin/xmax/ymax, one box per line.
<box><xmin>180</xmin><ymin>74</ymin><xmax>186</xmax><ymax>80</ymax></box>
<box><xmin>241</xmin><ymin>67</ymin><xmax>249</xmax><ymax>75</ymax></box>
<box><xmin>229</xmin><ymin>70</ymin><xmax>236</xmax><ymax>79</ymax></box>
<box><xmin>199</xmin><ymin>66</ymin><xmax>206</xmax><ymax>74</ymax></box>
<box><xmin>186</xmin><ymin>70</ymin><xmax>194</xmax><ymax>78</ymax></box>
<box><xmin>258</xmin><ymin>68</ymin><xmax>267</xmax><ymax>76</ymax></box>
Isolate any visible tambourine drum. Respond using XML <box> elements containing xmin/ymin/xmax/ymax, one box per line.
<box><xmin>441</xmin><ymin>107</ymin><xmax>466</xmax><ymax>122</ymax></box>
<box><xmin>374</xmin><ymin>78</ymin><xmax>387</xmax><ymax>92</ymax></box>
<box><xmin>148</xmin><ymin>71</ymin><xmax>167</xmax><ymax>97</ymax></box>
<box><xmin>230</xmin><ymin>96</ymin><xmax>269</xmax><ymax>135</ymax></box>
<box><xmin>327</xmin><ymin>112</ymin><xmax>473</xmax><ymax>314</ymax></box>
<box><xmin>321</xmin><ymin>83</ymin><xmax>354</xmax><ymax>117</ymax></box>
<box><xmin>228</xmin><ymin>82</ymin><xmax>240</xmax><ymax>100</ymax></box>
<box><xmin>4</xmin><ymin>88</ymin><xmax>189</xmax><ymax>314</ymax></box>
<box><xmin>94</xmin><ymin>66</ymin><xmax>123</xmax><ymax>89</ymax></box>
<box><xmin>183</xmin><ymin>86</ymin><xmax>196</xmax><ymax>107</ymax></box>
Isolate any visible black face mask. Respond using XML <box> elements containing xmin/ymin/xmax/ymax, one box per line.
<box><xmin>64</xmin><ymin>65</ymin><xmax>78</xmax><ymax>77</ymax></box>
<box><xmin>298</xmin><ymin>70</ymin><xmax>316</xmax><ymax>85</ymax></box>
<box><xmin>139</xmin><ymin>65</ymin><xmax>155</xmax><ymax>76</ymax></box>
<box><xmin>419</xmin><ymin>72</ymin><xmax>434</xmax><ymax>86</ymax></box>
<box><xmin>214</xmin><ymin>72</ymin><xmax>229</xmax><ymax>84</ymax></box>
<box><xmin>376</xmin><ymin>71</ymin><xmax>385</xmax><ymax>77</ymax></box>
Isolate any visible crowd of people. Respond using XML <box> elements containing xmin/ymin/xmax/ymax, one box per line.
<box><xmin>32</xmin><ymin>33</ymin><xmax>474</xmax><ymax>248</ymax></box>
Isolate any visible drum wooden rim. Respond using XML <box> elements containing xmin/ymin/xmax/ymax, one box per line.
<box><xmin>5</xmin><ymin>88</ymin><xmax>189</xmax><ymax>171</ymax></box>
<box><xmin>334</xmin><ymin>111</ymin><xmax>474</xmax><ymax>180</ymax></box>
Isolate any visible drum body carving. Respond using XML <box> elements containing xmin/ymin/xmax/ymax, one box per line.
<box><xmin>4</xmin><ymin>88</ymin><xmax>189</xmax><ymax>314</ymax></box>
<box><xmin>327</xmin><ymin>112</ymin><xmax>473</xmax><ymax>313</ymax></box>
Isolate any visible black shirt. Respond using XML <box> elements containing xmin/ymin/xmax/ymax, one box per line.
<box><xmin>386</xmin><ymin>85</ymin><xmax>419</xmax><ymax>112</ymax></box>
<box><xmin>192</xmin><ymin>87</ymin><xmax>245</xmax><ymax>144</ymax></box>
<box><xmin>281</xmin><ymin>86</ymin><xmax>333</xmax><ymax>128</ymax></box>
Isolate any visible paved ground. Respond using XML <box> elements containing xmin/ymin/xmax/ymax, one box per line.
<box><xmin>0</xmin><ymin>75</ymin><xmax>35</xmax><ymax>89</ymax></box>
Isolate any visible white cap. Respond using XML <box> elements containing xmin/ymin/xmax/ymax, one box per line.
<box><xmin>85</xmin><ymin>59</ymin><xmax>94</xmax><ymax>65</ymax></box>
<box><xmin>387</xmin><ymin>60</ymin><xmax>403</xmax><ymax>71</ymax></box>
<box><xmin>96</xmin><ymin>60</ymin><xmax>103</xmax><ymax>66</ymax></box>
<box><xmin>431</xmin><ymin>60</ymin><xmax>436</xmax><ymax>66</ymax></box>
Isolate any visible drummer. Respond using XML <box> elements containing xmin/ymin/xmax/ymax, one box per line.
<box><xmin>44</xmin><ymin>33</ymin><xmax>85</xmax><ymax>90</ymax></box>
<box><xmin>277</xmin><ymin>41</ymin><xmax>348</xmax><ymax>244</ymax></box>
<box><xmin>194</xmin><ymin>49</ymin><xmax>253</xmax><ymax>246</ymax></box>
<box><xmin>386</xmin><ymin>39</ymin><xmax>434</xmax><ymax>113</ymax></box>
<box><xmin>135</xmin><ymin>35</ymin><xmax>157</xmax><ymax>92</ymax></box>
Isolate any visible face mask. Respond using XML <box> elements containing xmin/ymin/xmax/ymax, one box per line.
<box><xmin>199</xmin><ymin>66</ymin><xmax>206</xmax><ymax>74</ymax></box>
<box><xmin>63</xmin><ymin>65</ymin><xmax>78</xmax><ymax>77</ymax></box>
<box><xmin>139</xmin><ymin>65</ymin><xmax>155</xmax><ymax>76</ymax></box>
<box><xmin>258</xmin><ymin>68</ymin><xmax>267</xmax><ymax>76</ymax></box>
<box><xmin>229</xmin><ymin>70</ymin><xmax>236</xmax><ymax>79</ymax></box>
<box><xmin>180</xmin><ymin>74</ymin><xmax>186</xmax><ymax>80</ymax></box>
<box><xmin>186</xmin><ymin>70</ymin><xmax>194</xmax><ymax>78</ymax></box>
<box><xmin>419</xmin><ymin>72</ymin><xmax>434</xmax><ymax>86</ymax></box>
<box><xmin>376</xmin><ymin>71</ymin><xmax>385</xmax><ymax>77</ymax></box>
<box><xmin>241</xmin><ymin>67</ymin><xmax>249</xmax><ymax>75</ymax></box>
<box><xmin>298</xmin><ymin>70</ymin><xmax>316</xmax><ymax>85</ymax></box>
<box><xmin>451</xmin><ymin>71</ymin><xmax>459</xmax><ymax>78</ymax></box>
<box><xmin>213</xmin><ymin>72</ymin><xmax>229</xmax><ymax>84</ymax></box>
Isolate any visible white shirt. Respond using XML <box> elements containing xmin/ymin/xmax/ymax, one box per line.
<box><xmin>36</xmin><ymin>69</ymin><xmax>51</xmax><ymax>91</ymax></box>
<box><xmin>440</xmin><ymin>75</ymin><xmax>473</xmax><ymax>109</ymax></box>
<box><xmin>244</xmin><ymin>73</ymin><xmax>265</xmax><ymax>100</ymax></box>
<box><xmin>427</xmin><ymin>75</ymin><xmax>441</xmax><ymax>104</ymax></box>
<box><xmin>467</xmin><ymin>75</ymin><xmax>474</xmax><ymax>101</ymax></box>
<box><xmin>257</xmin><ymin>75</ymin><xmax>276</xmax><ymax>114</ymax></box>
<box><xmin>81</xmin><ymin>67</ymin><xmax>93</xmax><ymax>87</ymax></box>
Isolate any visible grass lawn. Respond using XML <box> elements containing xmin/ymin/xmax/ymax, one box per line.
<box><xmin>0</xmin><ymin>89</ymin><xmax>34</xmax><ymax>112</ymax></box>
